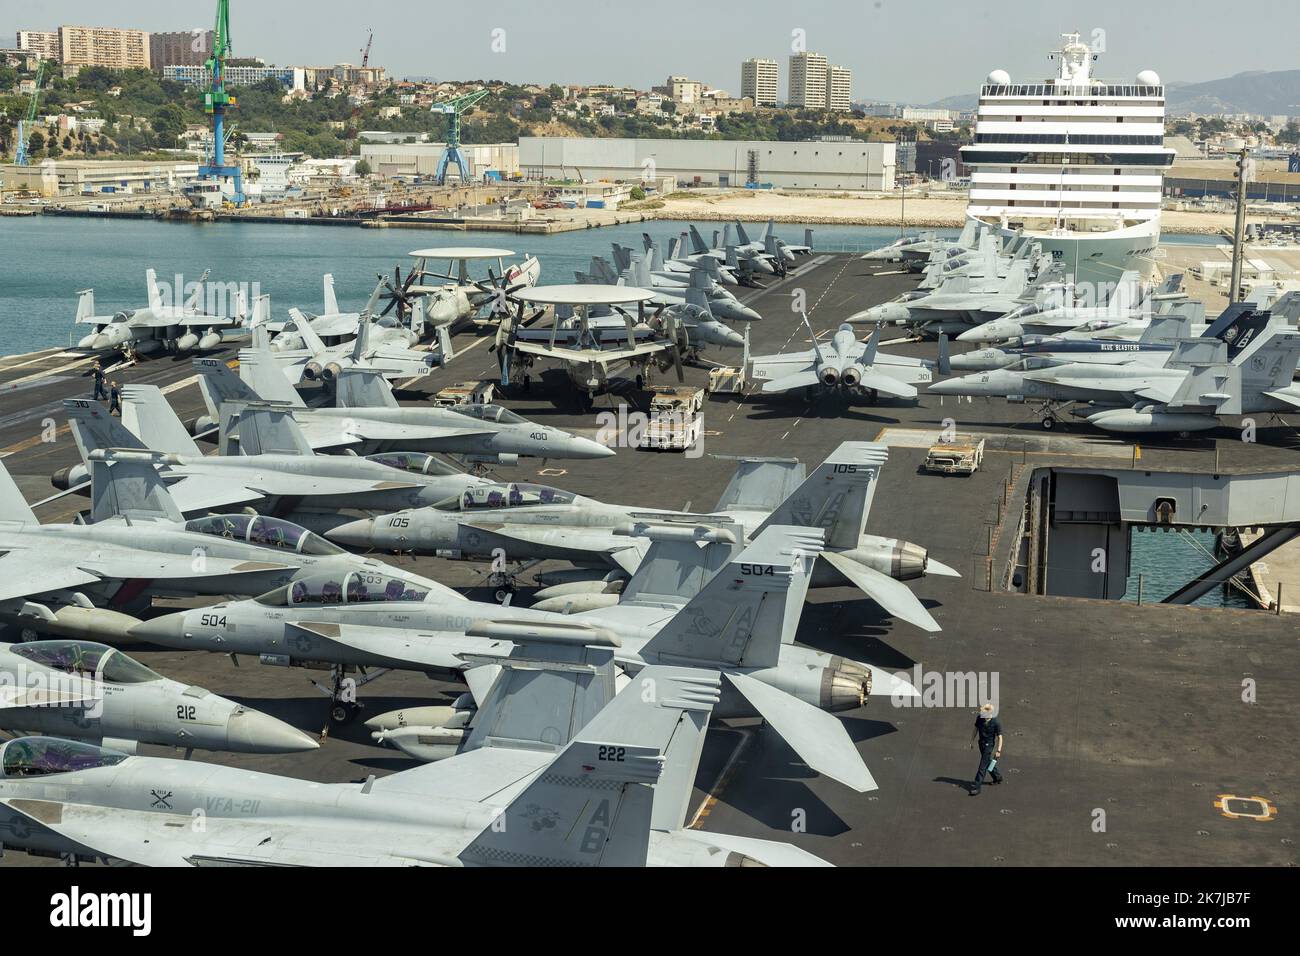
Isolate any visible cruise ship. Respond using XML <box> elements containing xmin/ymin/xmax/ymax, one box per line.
<box><xmin>960</xmin><ymin>33</ymin><xmax>1175</xmax><ymax>291</ymax></box>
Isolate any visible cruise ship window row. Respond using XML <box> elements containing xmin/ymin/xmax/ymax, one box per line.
<box><xmin>974</xmin><ymin>133</ymin><xmax>1164</xmax><ymax>145</ymax></box>
<box><xmin>960</xmin><ymin>151</ymin><xmax>1174</xmax><ymax>166</ymax></box>
<box><xmin>972</xmin><ymin>199</ymin><xmax>1161</xmax><ymax>210</ymax></box>
<box><xmin>981</xmin><ymin>84</ymin><xmax>1164</xmax><ymax>98</ymax></box>
<box><xmin>971</xmin><ymin>182</ymin><xmax>1162</xmax><ymax>192</ymax></box>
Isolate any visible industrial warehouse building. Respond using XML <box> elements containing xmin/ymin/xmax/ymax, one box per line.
<box><xmin>357</xmin><ymin>142</ymin><xmax>520</xmax><ymax>181</ymax></box>
<box><xmin>519</xmin><ymin>136</ymin><xmax>896</xmax><ymax>191</ymax></box>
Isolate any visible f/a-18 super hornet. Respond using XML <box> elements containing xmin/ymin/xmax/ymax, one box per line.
<box><xmin>74</xmin><ymin>268</ymin><xmax>241</xmax><ymax>355</ymax></box>
<box><xmin>930</xmin><ymin>303</ymin><xmax>1300</xmax><ymax>433</ymax></box>
<box><xmin>948</xmin><ymin>308</ymin><xmax>1204</xmax><ymax>373</ymax></box>
<box><xmin>2</xmin><ymin>451</ymin><xmax>452</xmax><ymax>642</ymax></box>
<box><xmin>326</xmin><ymin>441</ymin><xmax>956</xmax><ymax>633</ymax></box>
<box><xmin>0</xmin><ymin>665</ymin><xmax>832</xmax><ymax>866</ymax></box>
<box><xmin>56</xmin><ymin>395</ymin><xmax>488</xmax><ymax>534</ymax></box>
<box><xmin>193</xmin><ymin>351</ymin><xmax>614</xmax><ymax>463</ymax></box>
<box><xmin>263</xmin><ymin>281</ymin><xmax>450</xmax><ymax>386</ymax></box>
<box><xmin>646</xmin><ymin>232</ymin><xmax>740</xmax><ymax>285</ymax></box>
<box><xmin>591</xmin><ymin>243</ymin><xmax>762</xmax><ymax>324</ymax></box>
<box><xmin>848</xmin><ymin>256</ymin><xmax>1062</xmax><ymax>337</ymax></box>
<box><xmin>860</xmin><ymin>221</ymin><xmax>978</xmax><ymax>267</ymax></box>
<box><xmin>133</xmin><ymin>524</ymin><xmax>917</xmax><ymax>792</ymax></box>
<box><xmin>0</xmin><ymin>640</ymin><xmax>317</xmax><ymax>755</ymax></box>
<box><xmin>685</xmin><ymin>224</ymin><xmax>777</xmax><ymax>278</ymax></box>
<box><xmin>956</xmin><ymin>272</ymin><xmax>1186</xmax><ymax>344</ymax></box>
<box><xmin>269</xmin><ymin>274</ymin><xmax>367</xmax><ymax>350</ymax></box>
<box><xmin>748</xmin><ymin>314</ymin><xmax>941</xmax><ymax>401</ymax></box>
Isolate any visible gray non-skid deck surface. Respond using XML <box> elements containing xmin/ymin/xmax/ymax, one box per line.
<box><xmin>1</xmin><ymin>254</ymin><xmax>1295</xmax><ymax>866</ymax></box>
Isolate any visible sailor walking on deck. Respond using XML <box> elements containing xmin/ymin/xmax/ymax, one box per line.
<box><xmin>88</xmin><ymin>361</ymin><xmax>107</xmax><ymax>401</ymax></box>
<box><xmin>108</xmin><ymin>380</ymin><xmax>122</xmax><ymax>417</ymax></box>
<box><xmin>970</xmin><ymin>702</ymin><xmax>1003</xmax><ymax>795</ymax></box>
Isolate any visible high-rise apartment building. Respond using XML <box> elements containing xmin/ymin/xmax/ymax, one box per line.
<box><xmin>740</xmin><ymin>58</ymin><xmax>778</xmax><ymax>107</ymax></box>
<box><xmin>58</xmin><ymin>26</ymin><xmax>151</xmax><ymax>70</ymax></box>
<box><xmin>150</xmin><ymin>30</ymin><xmax>214</xmax><ymax>71</ymax></box>
<box><xmin>826</xmin><ymin>64</ymin><xmax>852</xmax><ymax>111</ymax></box>
<box><xmin>788</xmin><ymin>52</ymin><xmax>828</xmax><ymax>109</ymax></box>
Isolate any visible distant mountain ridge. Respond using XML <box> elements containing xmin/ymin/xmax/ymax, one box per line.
<box><xmin>920</xmin><ymin>69</ymin><xmax>1300</xmax><ymax>117</ymax></box>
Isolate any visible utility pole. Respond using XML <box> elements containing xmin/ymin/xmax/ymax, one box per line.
<box><xmin>1228</xmin><ymin>147</ymin><xmax>1251</xmax><ymax>303</ymax></box>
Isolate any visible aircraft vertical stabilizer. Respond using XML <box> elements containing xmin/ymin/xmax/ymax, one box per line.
<box><xmin>459</xmin><ymin>666</ymin><xmax>720</xmax><ymax>867</ymax></box>
<box><xmin>120</xmin><ymin>385</ymin><xmax>202</xmax><ymax>456</ymax></box>
<box><xmin>228</xmin><ymin>404</ymin><xmax>315</xmax><ymax>457</ymax></box>
<box><xmin>755</xmin><ymin>442</ymin><xmax>887</xmax><ymax>550</ymax></box>
<box><xmin>89</xmin><ymin>452</ymin><xmax>184</xmax><ymax>525</ymax></box>
<box><xmin>642</xmin><ymin>525</ymin><xmax>823</xmax><ymax>669</ymax></box>
<box><xmin>237</xmin><ymin>350</ymin><xmax>305</xmax><ymax>407</ymax></box>
<box><xmin>64</xmin><ymin>398</ymin><xmax>148</xmax><ymax>463</ymax></box>
<box><xmin>0</xmin><ymin>461</ymin><xmax>37</xmax><ymax>524</ymax></box>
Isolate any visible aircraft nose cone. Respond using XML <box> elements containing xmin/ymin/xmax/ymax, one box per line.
<box><xmin>569</xmin><ymin>435</ymin><xmax>617</xmax><ymax>459</ymax></box>
<box><xmin>127</xmin><ymin>612</ymin><xmax>189</xmax><ymax>646</ymax></box>
<box><xmin>926</xmin><ymin>379</ymin><xmax>964</xmax><ymax>396</ymax></box>
<box><xmin>956</xmin><ymin>326</ymin><xmax>990</xmax><ymax>343</ymax></box>
<box><xmin>326</xmin><ymin>517</ymin><xmax>378</xmax><ymax>548</ymax></box>
<box><xmin>227</xmin><ymin>709</ymin><xmax>320</xmax><ymax>754</ymax></box>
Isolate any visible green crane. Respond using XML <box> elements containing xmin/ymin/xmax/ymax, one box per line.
<box><xmin>14</xmin><ymin>61</ymin><xmax>45</xmax><ymax>166</ymax></box>
<box><xmin>429</xmin><ymin>89</ymin><xmax>488</xmax><ymax>185</ymax></box>
<box><xmin>198</xmin><ymin>0</ymin><xmax>243</xmax><ymax>204</ymax></box>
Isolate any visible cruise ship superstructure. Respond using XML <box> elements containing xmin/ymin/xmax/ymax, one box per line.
<box><xmin>960</xmin><ymin>33</ymin><xmax>1175</xmax><ymax>291</ymax></box>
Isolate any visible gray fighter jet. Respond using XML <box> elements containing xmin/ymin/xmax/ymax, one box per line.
<box><xmin>193</xmin><ymin>352</ymin><xmax>614</xmax><ymax>463</ymax></box>
<box><xmin>2</xmin><ymin>452</ymin><xmax>453</xmax><ymax>641</ymax></box>
<box><xmin>56</xmin><ymin>395</ymin><xmax>488</xmax><ymax>535</ymax></box>
<box><xmin>948</xmin><ymin>309</ymin><xmax>1202</xmax><ymax>374</ymax></box>
<box><xmin>848</xmin><ymin>258</ymin><xmax>1056</xmax><ymax>336</ymax></box>
<box><xmin>748</xmin><ymin>315</ymin><xmax>939</xmax><ymax>401</ymax></box>
<box><xmin>264</xmin><ymin>281</ymin><xmax>448</xmax><ymax>386</ymax></box>
<box><xmin>0</xmin><ymin>663</ymin><xmax>830</xmax><ymax>866</ymax></box>
<box><xmin>73</xmin><ymin>268</ymin><xmax>239</xmax><ymax>355</ymax></box>
<box><xmin>931</xmin><ymin>304</ymin><xmax>1300</xmax><ymax>432</ymax></box>
<box><xmin>133</xmin><ymin>524</ymin><xmax>917</xmax><ymax>792</ymax></box>
<box><xmin>861</xmin><ymin>223</ymin><xmax>975</xmax><ymax>266</ymax></box>
<box><xmin>956</xmin><ymin>273</ymin><xmax>1186</xmax><ymax>344</ymax></box>
<box><xmin>586</xmin><ymin>246</ymin><xmax>762</xmax><ymax>324</ymax></box>
<box><xmin>0</xmin><ymin>640</ymin><xmax>317</xmax><ymax>754</ymax></box>
<box><xmin>320</xmin><ymin>441</ymin><xmax>955</xmax><ymax>632</ymax></box>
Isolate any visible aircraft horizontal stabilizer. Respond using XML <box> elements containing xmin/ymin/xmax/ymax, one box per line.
<box><xmin>821</xmin><ymin>551</ymin><xmax>940</xmax><ymax>633</ymax></box>
<box><xmin>724</xmin><ymin>670</ymin><xmax>877</xmax><ymax>793</ymax></box>
<box><xmin>761</xmin><ymin>368</ymin><xmax>820</xmax><ymax>394</ymax></box>
<box><xmin>854</xmin><ymin>367</ymin><xmax>919</xmax><ymax>399</ymax></box>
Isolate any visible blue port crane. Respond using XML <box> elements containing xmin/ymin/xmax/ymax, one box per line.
<box><xmin>14</xmin><ymin>61</ymin><xmax>45</xmax><ymax>166</ymax></box>
<box><xmin>429</xmin><ymin>89</ymin><xmax>488</xmax><ymax>185</ymax></box>
<box><xmin>197</xmin><ymin>0</ymin><xmax>244</xmax><ymax>205</ymax></box>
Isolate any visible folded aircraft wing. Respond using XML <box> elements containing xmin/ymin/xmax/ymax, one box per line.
<box><xmin>0</xmin><ymin>550</ymin><xmax>101</xmax><ymax>602</ymax></box>
<box><xmin>296</xmin><ymin>417</ymin><xmax>492</xmax><ymax>451</ymax></box>
<box><xmin>0</xmin><ymin>798</ymin><xmax>441</xmax><ymax>867</ymax></box>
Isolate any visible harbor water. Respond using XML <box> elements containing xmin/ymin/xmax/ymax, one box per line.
<box><xmin>0</xmin><ymin>216</ymin><xmax>938</xmax><ymax>358</ymax></box>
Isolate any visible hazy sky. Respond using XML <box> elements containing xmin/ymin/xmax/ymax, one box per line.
<box><xmin>7</xmin><ymin>0</ymin><xmax>1297</xmax><ymax>103</ymax></box>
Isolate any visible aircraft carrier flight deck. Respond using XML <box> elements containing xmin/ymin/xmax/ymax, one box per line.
<box><xmin>2</xmin><ymin>252</ymin><xmax>1296</xmax><ymax>867</ymax></box>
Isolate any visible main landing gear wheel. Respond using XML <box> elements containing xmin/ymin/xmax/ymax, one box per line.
<box><xmin>330</xmin><ymin>703</ymin><xmax>357</xmax><ymax>725</ymax></box>
<box><xmin>1041</xmin><ymin>416</ymin><xmax>1055</xmax><ymax>430</ymax></box>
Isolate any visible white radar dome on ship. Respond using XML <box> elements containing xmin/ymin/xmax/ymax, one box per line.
<box><xmin>987</xmin><ymin>69</ymin><xmax>1011</xmax><ymax>85</ymax></box>
<box><xmin>1136</xmin><ymin>70</ymin><xmax>1161</xmax><ymax>86</ymax></box>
